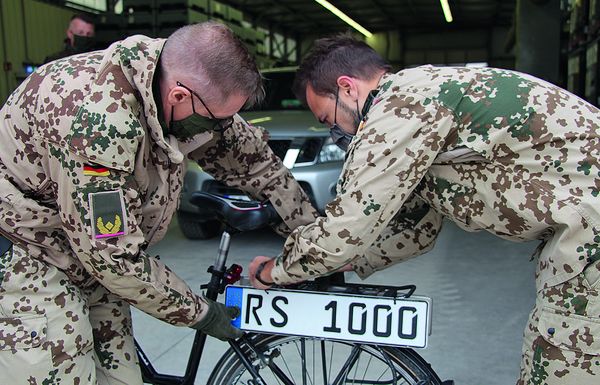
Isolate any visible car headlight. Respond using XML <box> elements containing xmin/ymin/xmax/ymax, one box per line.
<box><xmin>318</xmin><ymin>137</ymin><xmax>346</xmax><ymax>163</ymax></box>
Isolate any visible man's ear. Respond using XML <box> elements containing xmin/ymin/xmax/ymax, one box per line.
<box><xmin>336</xmin><ymin>76</ymin><xmax>358</xmax><ymax>99</ymax></box>
<box><xmin>166</xmin><ymin>85</ymin><xmax>190</xmax><ymax>105</ymax></box>
<box><xmin>66</xmin><ymin>28</ymin><xmax>74</xmax><ymax>45</ymax></box>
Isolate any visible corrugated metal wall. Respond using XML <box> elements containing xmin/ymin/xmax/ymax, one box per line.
<box><xmin>0</xmin><ymin>0</ymin><xmax>74</xmax><ymax>104</ymax></box>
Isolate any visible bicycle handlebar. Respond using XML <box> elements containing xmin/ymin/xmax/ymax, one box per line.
<box><xmin>189</xmin><ymin>192</ymin><xmax>280</xmax><ymax>232</ymax></box>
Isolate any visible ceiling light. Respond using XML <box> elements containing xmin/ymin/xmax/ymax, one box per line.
<box><xmin>440</xmin><ymin>0</ymin><xmax>453</xmax><ymax>23</ymax></box>
<box><xmin>314</xmin><ymin>0</ymin><xmax>373</xmax><ymax>38</ymax></box>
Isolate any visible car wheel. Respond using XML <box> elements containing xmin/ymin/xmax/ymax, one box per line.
<box><xmin>177</xmin><ymin>212</ymin><xmax>223</xmax><ymax>240</ymax></box>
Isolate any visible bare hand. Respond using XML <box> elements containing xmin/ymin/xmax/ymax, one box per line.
<box><xmin>339</xmin><ymin>263</ymin><xmax>354</xmax><ymax>272</ymax></box>
<box><xmin>248</xmin><ymin>256</ymin><xmax>274</xmax><ymax>290</ymax></box>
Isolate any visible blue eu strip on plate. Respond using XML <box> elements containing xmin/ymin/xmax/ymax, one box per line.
<box><xmin>225</xmin><ymin>286</ymin><xmax>244</xmax><ymax>328</ymax></box>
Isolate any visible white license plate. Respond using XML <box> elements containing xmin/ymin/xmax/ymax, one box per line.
<box><xmin>225</xmin><ymin>285</ymin><xmax>431</xmax><ymax>348</ymax></box>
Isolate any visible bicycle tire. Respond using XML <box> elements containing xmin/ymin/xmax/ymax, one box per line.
<box><xmin>207</xmin><ymin>333</ymin><xmax>442</xmax><ymax>385</ymax></box>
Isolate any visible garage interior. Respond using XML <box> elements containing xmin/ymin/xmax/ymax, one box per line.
<box><xmin>0</xmin><ymin>1</ymin><xmax>594</xmax><ymax>385</ymax></box>
<box><xmin>0</xmin><ymin>1</ymin><xmax>593</xmax><ymax>106</ymax></box>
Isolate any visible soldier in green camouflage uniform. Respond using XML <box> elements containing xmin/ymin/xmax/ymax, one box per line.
<box><xmin>249</xmin><ymin>35</ymin><xmax>600</xmax><ymax>384</ymax></box>
<box><xmin>0</xmin><ymin>22</ymin><xmax>317</xmax><ymax>385</ymax></box>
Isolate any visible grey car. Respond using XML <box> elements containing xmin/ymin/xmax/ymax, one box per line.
<box><xmin>177</xmin><ymin>68</ymin><xmax>345</xmax><ymax>239</ymax></box>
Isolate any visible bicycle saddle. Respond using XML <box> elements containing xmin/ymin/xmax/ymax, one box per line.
<box><xmin>189</xmin><ymin>192</ymin><xmax>280</xmax><ymax>232</ymax></box>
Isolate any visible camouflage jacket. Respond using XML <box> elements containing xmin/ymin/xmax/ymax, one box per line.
<box><xmin>271</xmin><ymin>66</ymin><xmax>600</xmax><ymax>290</ymax></box>
<box><xmin>0</xmin><ymin>35</ymin><xmax>317</xmax><ymax>326</ymax></box>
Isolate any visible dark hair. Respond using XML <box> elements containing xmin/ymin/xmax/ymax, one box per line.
<box><xmin>293</xmin><ymin>33</ymin><xmax>391</xmax><ymax>104</ymax></box>
<box><xmin>71</xmin><ymin>13</ymin><xmax>95</xmax><ymax>25</ymax></box>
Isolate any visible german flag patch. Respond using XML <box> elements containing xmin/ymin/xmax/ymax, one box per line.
<box><xmin>83</xmin><ymin>163</ymin><xmax>110</xmax><ymax>177</ymax></box>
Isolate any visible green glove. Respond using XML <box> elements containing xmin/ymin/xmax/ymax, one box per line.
<box><xmin>192</xmin><ymin>297</ymin><xmax>243</xmax><ymax>341</ymax></box>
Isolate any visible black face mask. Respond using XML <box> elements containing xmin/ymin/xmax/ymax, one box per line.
<box><xmin>329</xmin><ymin>124</ymin><xmax>354</xmax><ymax>152</ymax></box>
<box><xmin>72</xmin><ymin>34</ymin><xmax>95</xmax><ymax>52</ymax></box>
<box><xmin>329</xmin><ymin>88</ymin><xmax>380</xmax><ymax>151</ymax></box>
<box><xmin>329</xmin><ymin>88</ymin><xmax>354</xmax><ymax>151</ymax></box>
<box><xmin>329</xmin><ymin>88</ymin><xmax>362</xmax><ymax>151</ymax></box>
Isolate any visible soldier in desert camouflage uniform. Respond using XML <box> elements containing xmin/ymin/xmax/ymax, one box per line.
<box><xmin>0</xmin><ymin>22</ymin><xmax>317</xmax><ymax>385</ymax></box>
<box><xmin>249</xmin><ymin>35</ymin><xmax>600</xmax><ymax>384</ymax></box>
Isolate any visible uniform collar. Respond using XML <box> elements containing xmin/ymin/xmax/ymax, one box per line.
<box><xmin>359</xmin><ymin>72</ymin><xmax>392</xmax><ymax>118</ymax></box>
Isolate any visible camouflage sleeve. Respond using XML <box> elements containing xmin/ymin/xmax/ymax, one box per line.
<box><xmin>54</xmin><ymin>149</ymin><xmax>206</xmax><ymax>327</ymax></box>
<box><xmin>352</xmin><ymin>193</ymin><xmax>443</xmax><ymax>279</ymax></box>
<box><xmin>270</xmin><ymin>92</ymin><xmax>455</xmax><ymax>284</ymax></box>
<box><xmin>189</xmin><ymin>117</ymin><xmax>319</xmax><ymax>234</ymax></box>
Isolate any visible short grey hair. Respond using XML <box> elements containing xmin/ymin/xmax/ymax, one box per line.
<box><xmin>161</xmin><ymin>21</ymin><xmax>264</xmax><ymax>108</ymax></box>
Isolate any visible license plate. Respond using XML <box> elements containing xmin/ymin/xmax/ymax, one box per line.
<box><xmin>225</xmin><ymin>285</ymin><xmax>431</xmax><ymax>348</ymax></box>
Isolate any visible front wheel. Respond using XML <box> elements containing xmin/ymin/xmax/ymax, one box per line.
<box><xmin>207</xmin><ymin>334</ymin><xmax>442</xmax><ymax>385</ymax></box>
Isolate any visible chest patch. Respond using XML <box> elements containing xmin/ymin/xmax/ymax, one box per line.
<box><xmin>89</xmin><ymin>190</ymin><xmax>127</xmax><ymax>239</ymax></box>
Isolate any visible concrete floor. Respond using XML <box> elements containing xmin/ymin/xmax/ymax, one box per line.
<box><xmin>133</xmin><ymin>218</ymin><xmax>538</xmax><ymax>385</ymax></box>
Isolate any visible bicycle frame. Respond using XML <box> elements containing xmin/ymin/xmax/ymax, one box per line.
<box><xmin>134</xmin><ymin>231</ymin><xmax>426</xmax><ymax>385</ymax></box>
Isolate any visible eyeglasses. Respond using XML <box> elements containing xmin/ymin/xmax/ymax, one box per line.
<box><xmin>176</xmin><ymin>81</ymin><xmax>235</xmax><ymax>132</ymax></box>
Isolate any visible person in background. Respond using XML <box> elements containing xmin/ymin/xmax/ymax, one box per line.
<box><xmin>43</xmin><ymin>13</ymin><xmax>96</xmax><ymax>64</ymax></box>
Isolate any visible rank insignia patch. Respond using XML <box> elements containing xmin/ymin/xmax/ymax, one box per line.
<box><xmin>83</xmin><ymin>163</ymin><xmax>110</xmax><ymax>177</ymax></box>
<box><xmin>89</xmin><ymin>190</ymin><xmax>127</xmax><ymax>239</ymax></box>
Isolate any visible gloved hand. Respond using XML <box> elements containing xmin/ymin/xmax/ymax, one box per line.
<box><xmin>192</xmin><ymin>297</ymin><xmax>243</xmax><ymax>341</ymax></box>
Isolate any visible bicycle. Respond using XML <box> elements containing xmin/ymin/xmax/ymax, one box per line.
<box><xmin>135</xmin><ymin>193</ymin><xmax>453</xmax><ymax>385</ymax></box>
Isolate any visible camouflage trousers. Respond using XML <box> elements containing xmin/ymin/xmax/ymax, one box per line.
<box><xmin>517</xmin><ymin>259</ymin><xmax>600</xmax><ymax>385</ymax></box>
<box><xmin>0</xmin><ymin>246</ymin><xmax>142</xmax><ymax>385</ymax></box>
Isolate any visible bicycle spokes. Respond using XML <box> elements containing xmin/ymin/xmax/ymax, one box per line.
<box><xmin>231</xmin><ymin>337</ymin><xmax>420</xmax><ymax>385</ymax></box>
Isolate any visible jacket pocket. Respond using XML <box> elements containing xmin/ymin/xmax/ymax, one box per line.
<box><xmin>583</xmin><ymin>259</ymin><xmax>600</xmax><ymax>289</ymax></box>
<box><xmin>539</xmin><ymin>307</ymin><xmax>600</xmax><ymax>356</ymax></box>
<box><xmin>0</xmin><ymin>178</ymin><xmax>62</xmax><ymax>246</ymax></box>
<box><xmin>0</xmin><ymin>314</ymin><xmax>47</xmax><ymax>351</ymax></box>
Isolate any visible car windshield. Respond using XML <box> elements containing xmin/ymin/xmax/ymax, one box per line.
<box><xmin>251</xmin><ymin>71</ymin><xmax>305</xmax><ymax>111</ymax></box>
